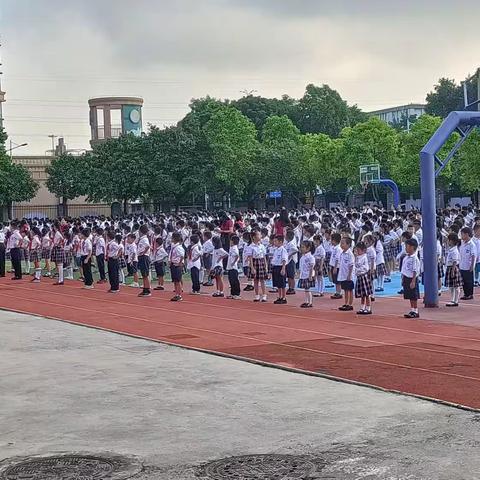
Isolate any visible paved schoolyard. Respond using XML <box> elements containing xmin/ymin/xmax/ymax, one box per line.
<box><xmin>1</xmin><ymin>310</ymin><xmax>480</xmax><ymax>479</ymax></box>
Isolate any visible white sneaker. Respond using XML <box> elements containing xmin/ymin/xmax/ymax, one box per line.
<box><xmin>130</xmin><ymin>282</ymin><xmax>140</xmax><ymax>288</ymax></box>
<box><xmin>232</xmin><ymin>295</ymin><xmax>242</xmax><ymax>300</ymax></box>
<box><xmin>83</xmin><ymin>285</ymin><xmax>94</xmax><ymax>290</ymax></box>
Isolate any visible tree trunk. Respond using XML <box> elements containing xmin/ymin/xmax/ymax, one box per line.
<box><xmin>62</xmin><ymin>197</ymin><xmax>68</xmax><ymax>217</ymax></box>
<box><xmin>7</xmin><ymin>201</ymin><xmax>13</xmax><ymax>220</ymax></box>
<box><xmin>123</xmin><ymin>198</ymin><xmax>128</xmax><ymax>215</ymax></box>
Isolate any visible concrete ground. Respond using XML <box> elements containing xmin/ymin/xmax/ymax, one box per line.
<box><xmin>1</xmin><ymin>310</ymin><xmax>480</xmax><ymax>480</ymax></box>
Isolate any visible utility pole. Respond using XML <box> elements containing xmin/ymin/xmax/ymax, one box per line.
<box><xmin>0</xmin><ymin>39</ymin><xmax>5</xmax><ymax>130</ymax></box>
<box><xmin>48</xmin><ymin>134</ymin><xmax>57</xmax><ymax>155</ymax></box>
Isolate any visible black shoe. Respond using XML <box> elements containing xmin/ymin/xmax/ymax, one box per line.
<box><xmin>138</xmin><ymin>290</ymin><xmax>152</xmax><ymax>297</ymax></box>
<box><xmin>330</xmin><ymin>293</ymin><xmax>343</xmax><ymax>299</ymax></box>
<box><xmin>300</xmin><ymin>303</ymin><xmax>313</xmax><ymax>308</ymax></box>
<box><xmin>273</xmin><ymin>298</ymin><xmax>283</xmax><ymax>304</ymax></box>
<box><xmin>398</xmin><ymin>289</ymin><xmax>404</xmax><ymax>295</ymax></box>
<box><xmin>460</xmin><ymin>295</ymin><xmax>473</xmax><ymax>300</ymax></box>
<box><xmin>357</xmin><ymin>309</ymin><xmax>372</xmax><ymax>315</ymax></box>
<box><xmin>170</xmin><ymin>295</ymin><xmax>182</xmax><ymax>302</ymax></box>
<box><xmin>446</xmin><ymin>302</ymin><xmax>459</xmax><ymax>307</ymax></box>
<box><xmin>403</xmin><ymin>311</ymin><xmax>419</xmax><ymax>318</ymax></box>
<box><xmin>154</xmin><ymin>286</ymin><xmax>164</xmax><ymax>291</ymax></box>
<box><xmin>286</xmin><ymin>289</ymin><xmax>296</xmax><ymax>295</ymax></box>
<box><xmin>243</xmin><ymin>285</ymin><xmax>254</xmax><ymax>291</ymax></box>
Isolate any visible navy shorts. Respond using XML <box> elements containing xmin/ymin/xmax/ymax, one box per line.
<box><xmin>271</xmin><ymin>265</ymin><xmax>287</xmax><ymax>289</ymax></box>
<box><xmin>127</xmin><ymin>261</ymin><xmax>138</xmax><ymax>275</ymax></box>
<box><xmin>340</xmin><ymin>280</ymin><xmax>354</xmax><ymax>291</ymax></box>
<box><xmin>154</xmin><ymin>261</ymin><xmax>165</xmax><ymax>277</ymax></box>
<box><xmin>170</xmin><ymin>264</ymin><xmax>183</xmax><ymax>283</ymax></box>
<box><xmin>402</xmin><ymin>276</ymin><xmax>420</xmax><ymax>300</ymax></box>
<box><xmin>138</xmin><ymin>255</ymin><xmax>151</xmax><ymax>278</ymax></box>
<box><xmin>286</xmin><ymin>260</ymin><xmax>296</xmax><ymax>279</ymax></box>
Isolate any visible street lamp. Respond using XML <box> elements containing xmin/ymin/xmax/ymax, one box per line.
<box><xmin>8</xmin><ymin>141</ymin><xmax>28</xmax><ymax>159</ymax></box>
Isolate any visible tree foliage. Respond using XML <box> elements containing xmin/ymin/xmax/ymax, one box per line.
<box><xmin>46</xmin><ymin>153</ymin><xmax>85</xmax><ymax>201</ymax></box>
<box><xmin>425</xmin><ymin>78</ymin><xmax>464</xmax><ymax>118</ymax></box>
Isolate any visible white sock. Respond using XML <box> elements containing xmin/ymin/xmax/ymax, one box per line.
<box><xmin>306</xmin><ymin>291</ymin><xmax>312</xmax><ymax>304</ymax></box>
<box><xmin>413</xmin><ymin>308</ymin><xmax>418</xmax><ymax>313</ymax></box>
<box><xmin>453</xmin><ymin>288</ymin><xmax>460</xmax><ymax>304</ymax></box>
<box><xmin>377</xmin><ymin>275</ymin><xmax>384</xmax><ymax>289</ymax></box>
<box><xmin>26</xmin><ymin>260</ymin><xmax>31</xmax><ymax>273</ymax></box>
<box><xmin>199</xmin><ymin>269</ymin><xmax>205</xmax><ymax>283</ymax></box>
<box><xmin>58</xmin><ymin>266</ymin><xmax>64</xmax><ymax>283</ymax></box>
<box><xmin>35</xmin><ymin>268</ymin><xmax>41</xmax><ymax>280</ymax></box>
<box><xmin>316</xmin><ymin>276</ymin><xmax>324</xmax><ymax>293</ymax></box>
<box><xmin>361</xmin><ymin>303</ymin><xmax>366</xmax><ymax>311</ymax></box>
<box><xmin>66</xmin><ymin>266</ymin><xmax>73</xmax><ymax>278</ymax></box>
<box><xmin>119</xmin><ymin>269</ymin><xmax>125</xmax><ymax>284</ymax></box>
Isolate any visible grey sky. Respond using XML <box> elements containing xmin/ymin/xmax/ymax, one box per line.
<box><xmin>1</xmin><ymin>0</ymin><xmax>478</xmax><ymax>154</ymax></box>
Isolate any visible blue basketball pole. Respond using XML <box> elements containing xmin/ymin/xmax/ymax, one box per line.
<box><xmin>420</xmin><ymin>111</ymin><xmax>480</xmax><ymax>308</ymax></box>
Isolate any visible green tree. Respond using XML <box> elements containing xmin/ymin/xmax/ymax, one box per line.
<box><xmin>255</xmin><ymin>115</ymin><xmax>306</xmax><ymax>196</ymax></box>
<box><xmin>84</xmin><ymin>134</ymin><xmax>148</xmax><ymax>214</ymax></box>
<box><xmin>457</xmin><ymin>129</ymin><xmax>480</xmax><ymax>193</ymax></box>
<box><xmin>425</xmin><ymin>78</ymin><xmax>464</xmax><ymax>118</ymax></box>
<box><xmin>144</xmin><ymin>125</ymin><xmax>212</xmax><ymax>209</ymax></box>
<box><xmin>389</xmin><ymin>115</ymin><xmax>458</xmax><ymax>192</ymax></box>
<box><xmin>338</xmin><ymin>117</ymin><xmax>400</xmax><ymax>188</ymax></box>
<box><xmin>347</xmin><ymin>105</ymin><xmax>369</xmax><ymax>127</ymax></box>
<box><xmin>298</xmin><ymin>84</ymin><xmax>350</xmax><ymax>137</ymax></box>
<box><xmin>45</xmin><ymin>153</ymin><xmax>85</xmax><ymax>215</ymax></box>
<box><xmin>204</xmin><ymin>106</ymin><xmax>259</xmax><ymax>199</ymax></box>
<box><xmin>0</xmin><ymin>128</ymin><xmax>38</xmax><ymax>218</ymax></box>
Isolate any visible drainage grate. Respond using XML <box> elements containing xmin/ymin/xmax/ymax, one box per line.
<box><xmin>0</xmin><ymin>454</ymin><xmax>142</xmax><ymax>480</ymax></box>
<box><xmin>197</xmin><ymin>454</ymin><xmax>325</xmax><ymax>479</ymax></box>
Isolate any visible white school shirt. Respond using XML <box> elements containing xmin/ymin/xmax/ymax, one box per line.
<box><xmin>154</xmin><ymin>246</ymin><xmax>168</xmax><ymax>263</ymax></box>
<box><xmin>187</xmin><ymin>244</ymin><xmax>203</xmax><ymax>270</ymax></box>
<box><xmin>299</xmin><ymin>252</ymin><xmax>315</xmax><ymax>280</ymax></box>
<box><xmin>137</xmin><ymin>235</ymin><xmax>150</xmax><ymax>256</ymax></box>
<box><xmin>271</xmin><ymin>245</ymin><xmax>288</xmax><ymax>267</ymax></box>
<box><xmin>445</xmin><ymin>246</ymin><xmax>460</xmax><ymax>267</ymax></box>
<box><xmin>286</xmin><ymin>240</ymin><xmax>298</xmax><ymax>263</ymax></box>
<box><xmin>366</xmin><ymin>245</ymin><xmax>376</xmax><ymax>270</ymax></box>
<box><xmin>95</xmin><ymin>236</ymin><xmax>106</xmax><ymax>256</ymax></box>
<box><xmin>401</xmin><ymin>253</ymin><xmax>421</xmax><ymax>279</ymax></box>
<box><xmin>42</xmin><ymin>235</ymin><xmax>51</xmax><ymax>249</ymax></box>
<box><xmin>354</xmin><ymin>253</ymin><xmax>369</xmax><ymax>276</ymax></box>
<box><xmin>375</xmin><ymin>242</ymin><xmax>385</xmax><ymax>266</ymax></box>
<box><xmin>203</xmin><ymin>239</ymin><xmax>214</xmax><ymax>256</ymax></box>
<box><xmin>212</xmin><ymin>248</ymin><xmax>228</xmax><ymax>267</ymax></box>
<box><xmin>7</xmin><ymin>230</ymin><xmax>22</xmax><ymax>250</ymax></box>
<box><xmin>227</xmin><ymin>245</ymin><xmax>240</xmax><ymax>271</ymax></box>
<box><xmin>459</xmin><ymin>239</ymin><xmax>476</xmax><ymax>271</ymax></box>
<box><xmin>31</xmin><ymin>235</ymin><xmax>41</xmax><ymax>252</ymax></box>
<box><xmin>473</xmin><ymin>237</ymin><xmax>480</xmax><ymax>264</ymax></box>
<box><xmin>169</xmin><ymin>243</ymin><xmax>185</xmax><ymax>265</ymax></box>
<box><xmin>329</xmin><ymin>244</ymin><xmax>341</xmax><ymax>269</ymax></box>
<box><xmin>314</xmin><ymin>245</ymin><xmax>326</xmax><ymax>263</ymax></box>
<box><xmin>337</xmin><ymin>249</ymin><xmax>355</xmax><ymax>282</ymax></box>
<box><xmin>242</xmin><ymin>243</ymin><xmax>252</xmax><ymax>266</ymax></box>
<box><xmin>250</xmin><ymin>243</ymin><xmax>267</xmax><ymax>259</ymax></box>
<box><xmin>126</xmin><ymin>242</ymin><xmax>138</xmax><ymax>263</ymax></box>
<box><xmin>107</xmin><ymin>240</ymin><xmax>120</xmax><ymax>258</ymax></box>
<box><xmin>81</xmin><ymin>237</ymin><xmax>93</xmax><ymax>256</ymax></box>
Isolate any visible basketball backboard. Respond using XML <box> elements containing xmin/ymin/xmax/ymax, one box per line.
<box><xmin>359</xmin><ymin>164</ymin><xmax>380</xmax><ymax>187</ymax></box>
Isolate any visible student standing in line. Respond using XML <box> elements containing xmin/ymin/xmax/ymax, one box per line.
<box><xmin>137</xmin><ymin>224</ymin><xmax>152</xmax><ymax>297</ymax></box>
<box><xmin>226</xmin><ymin>235</ymin><xmax>241</xmax><ymax>300</ymax></box>
<box><xmin>29</xmin><ymin>227</ymin><xmax>42</xmax><ymax>283</ymax></box>
<box><xmin>210</xmin><ymin>236</ymin><xmax>228</xmax><ymax>298</ymax></box>
<box><xmin>354</xmin><ymin>241</ymin><xmax>373</xmax><ymax>315</ymax></box>
<box><xmin>95</xmin><ymin>227</ymin><xmax>107</xmax><ymax>284</ymax></box>
<box><xmin>153</xmin><ymin>237</ymin><xmax>168</xmax><ymax>291</ymax></box>
<box><xmin>51</xmin><ymin>221</ymin><xmax>66</xmax><ymax>286</ymax></box>
<box><xmin>80</xmin><ymin>228</ymin><xmax>94</xmax><ymax>289</ymax></box>
<box><xmin>169</xmin><ymin>232</ymin><xmax>185</xmax><ymax>302</ymax></box>
<box><xmin>106</xmin><ymin>230</ymin><xmax>121</xmax><ymax>293</ymax></box>
<box><xmin>337</xmin><ymin>237</ymin><xmax>355</xmax><ymax>311</ymax></box>
<box><xmin>297</xmin><ymin>240</ymin><xmax>315</xmax><ymax>308</ymax></box>
<box><xmin>8</xmin><ymin>221</ymin><xmax>23</xmax><ymax>280</ymax></box>
<box><xmin>444</xmin><ymin>233</ymin><xmax>462</xmax><ymax>307</ymax></box>
<box><xmin>271</xmin><ymin>234</ymin><xmax>288</xmax><ymax>304</ymax></box>
<box><xmin>459</xmin><ymin>226</ymin><xmax>476</xmax><ymax>301</ymax></box>
<box><xmin>249</xmin><ymin>230</ymin><xmax>269</xmax><ymax>303</ymax></box>
<box><xmin>401</xmin><ymin>238</ymin><xmax>421</xmax><ymax>318</ymax></box>
<box><xmin>188</xmin><ymin>233</ymin><xmax>203</xmax><ymax>295</ymax></box>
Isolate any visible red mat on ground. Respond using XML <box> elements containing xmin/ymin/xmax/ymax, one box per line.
<box><xmin>1</xmin><ymin>278</ymin><xmax>480</xmax><ymax>410</ymax></box>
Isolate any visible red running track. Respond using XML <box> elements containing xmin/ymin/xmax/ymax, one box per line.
<box><xmin>1</xmin><ymin>277</ymin><xmax>480</xmax><ymax>410</ymax></box>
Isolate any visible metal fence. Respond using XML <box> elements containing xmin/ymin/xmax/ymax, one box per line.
<box><xmin>11</xmin><ymin>204</ymin><xmax>113</xmax><ymax>220</ymax></box>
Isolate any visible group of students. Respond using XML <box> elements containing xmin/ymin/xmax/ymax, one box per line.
<box><xmin>0</xmin><ymin>204</ymin><xmax>479</xmax><ymax>318</ymax></box>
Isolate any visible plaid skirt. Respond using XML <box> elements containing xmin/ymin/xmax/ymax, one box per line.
<box><xmin>444</xmin><ymin>266</ymin><xmax>463</xmax><ymax>288</ymax></box>
<box><xmin>209</xmin><ymin>265</ymin><xmax>223</xmax><ymax>278</ymax></box>
<box><xmin>64</xmin><ymin>251</ymin><xmax>73</xmax><ymax>268</ymax></box>
<box><xmin>22</xmin><ymin>248</ymin><xmax>29</xmax><ymax>261</ymax></box>
<box><xmin>41</xmin><ymin>247</ymin><xmax>51</xmax><ymax>260</ymax></box>
<box><xmin>50</xmin><ymin>245</ymin><xmax>65</xmax><ymax>264</ymax></box>
<box><xmin>29</xmin><ymin>250</ymin><xmax>40</xmax><ymax>263</ymax></box>
<box><xmin>298</xmin><ymin>278</ymin><xmax>315</xmax><ymax>290</ymax></box>
<box><xmin>355</xmin><ymin>273</ymin><xmax>373</xmax><ymax>298</ymax></box>
<box><xmin>376</xmin><ymin>263</ymin><xmax>387</xmax><ymax>277</ymax></box>
<box><xmin>249</xmin><ymin>258</ymin><xmax>268</xmax><ymax>280</ymax></box>
<box><xmin>384</xmin><ymin>243</ymin><xmax>396</xmax><ymax>262</ymax></box>
<box><xmin>314</xmin><ymin>260</ymin><xmax>324</xmax><ymax>275</ymax></box>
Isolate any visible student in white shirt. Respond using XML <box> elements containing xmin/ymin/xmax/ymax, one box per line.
<box><xmin>249</xmin><ymin>230</ymin><xmax>269</xmax><ymax>303</ymax></box>
<box><xmin>8</xmin><ymin>221</ymin><xmax>24</xmax><ymax>280</ymax></box>
<box><xmin>271</xmin><ymin>234</ymin><xmax>289</xmax><ymax>304</ymax></box>
<box><xmin>137</xmin><ymin>224</ymin><xmax>152</xmax><ymax>297</ymax></box>
<box><xmin>313</xmin><ymin>235</ymin><xmax>325</xmax><ymax>297</ymax></box>
<box><xmin>285</xmin><ymin>230</ymin><xmax>298</xmax><ymax>295</ymax></box>
<box><xmin>354</xmin><ymin>241</ymin><xmax>373</xmax><ymax>314</ymax></box>
<box><xmin>153</xmin><ymin>236</ymin><xmax>168</xmax><ymax>291</ymax></box>
<box><xmin>106</xmin><ymin>230</ymin><xmax>121</xmax><ymax>293</ymax></box>
<box><xmin>226</xmin><ymin>235</ymin><xmax>241</xmax><ymax>299</ymax></box>
<box><xmin>444</xmin><ymin>233</ymin><xmax>462</xmax><ymax>307</ymax></box>
<box><xmin>80</xmin><ymin>228</ymin><xmax>94</xmax><ymax>289</ymax></box>
<box><xmin>241</xmin><ymin>231</ymin><xmax>254</xmax><ymax>292</ymax></box>
<box><xmin>29</xmin><ymin>227</ymin><xmax>42</xmax><ymax>283</ymax></box>
<box><xmin>329</xmin><ymin>232</ymin><xmax>343</xmax><ymax>299</ymax></box>
<box><xmin>202</xmin><ymin>231</ymin><xmax>214</xmax><ymax>287</ymax></box>
<box><xmin>187</xmin><ymin>234</ymin><xmax>203</xmax><ymax>295</ymax></box>
<box><xmin>401</xmin><ymin>238</ymin><xmax>421</xmax><ymax>318</ymax></box>
<box><xmin>473</xmin><ymin>224</ymin><xmax>480</xmax><ymax>287</ymax></box>
<box><xmin>169</xmin><ymin>232</ymin><xmax>186</xmax><ymax>302</ymax></box>
<box><xmin>297</xmin><ymin>240</ymin><xmax>315</xmax><ymax>308</ymax></box>
<box><xmin>211</xmin><ymin>236</ymin><xmax>228</xmax><ymax>297</ymax></box>
<box><xmin>337</xmin><ymin>237</ymin><xmax>355</xmax><ymax>311</ymax></box>
<box><xmin>95</xmin><ymin>227</ymin><xmax>107</xmax><ymax>284</ymax></box>
<box><xmin>459</xmin><ymin>226</ymin><xmax>476</xmax><ymax>300</ymax></box>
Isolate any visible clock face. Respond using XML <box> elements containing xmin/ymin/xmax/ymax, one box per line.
<box><xmin>129</xmin><ymin>109</ymin><xmax>141</xmax><ymax>124</ymax></box>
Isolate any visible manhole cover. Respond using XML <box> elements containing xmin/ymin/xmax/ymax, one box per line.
<box><xmin>197</xmin><ymin>454</ymin><xmax>325</xmax><ymax>479</ymax></box>
<box><xmin>0</xmin><ymin>454</ymin><xmax>142</xmax><ymax>480</ymax></box>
